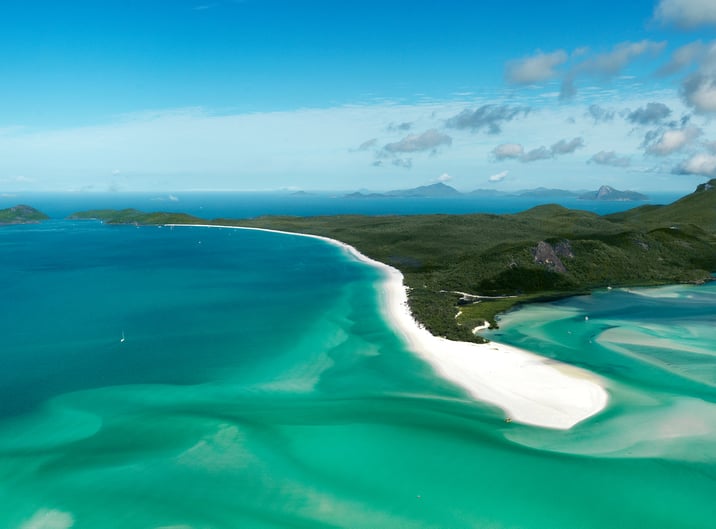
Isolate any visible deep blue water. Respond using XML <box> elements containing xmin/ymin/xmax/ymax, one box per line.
<box><xmin>0</xmin><ymin>191</ymin><xmax>684</xmax><ymax>219</ymax></box>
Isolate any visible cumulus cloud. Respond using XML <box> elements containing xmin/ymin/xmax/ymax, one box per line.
<box><xmin>445</xmin><ymin>104</ymin><xmax>530</xmax><ymax>134</ymax></box>
<box><xmin>682</xmin><ymin>73</ymin><xmax>716</xmax><ymax>113</ymax></box>
<box><xmin>589</xmin><ymin>151</ymin><xmax>632</xmax><ymax>167</ymax></box>
<box><xmin>645</xmin><ymin>125</ymin><xmax>702</xmax><ymax>155</ymax></box>
<box><xmin>505</xmin><ymin>50</ymin><xmax>568</xmax><ymax>84</ymax></box>
<box><xmin>550</xmin><ymin>137</ymin><xmax>585</xmax><ymax>155</ymax></box>
<box><xmin>583</xmin><ymin>41</ymin><xmax>665</xmax><ymax>77</ymax></box>
<box><xmin>587</xmin><ymin>104</ymin><xmax>616</xmax><ymax>123</ymax></box>
<box><xmin>654</xmin><ymin>0</ymin><xmax>716</xmax><ymax>28</ymax></box>
<box><xmin>679</xmin><ymin>42</ymin><xmax>716</xmax><ymax>113</ymax></box>
<box><xmin>382</xmin><ymin>129</ymin><xmax>452</xmax><ymax>154</ymax></box>
<box><xmin>627</xmin><ymin>102</ymin><xmax>672</xmax><ymax>125</ymax></box>
<box><xmin>492</xmin><ymin>143</ymin><xmax>525</xmax><ymax>160</ymax></box>
<box><xmin>521</xmin><ymin>146</ymin><xmax>553</xmax><ymax>162</ymax></box>
<box><xmin>488</xmin><ymin>170</ymin><xmax>508</xmax><ymax>182</ymax></box>
<box><xmin>493</xmin><ymin>138</ymin><xmax>583</xmax><ymax>163</ymax></box>
<box><xmin>559</xmin><ymin>40</ymin><xmax>666</xmax><ymax>99</ymax></box>
<box><xmin>387</xmin><ymin>121</ymin><xmax>413</xmax><ymax>132</ymax></box>
<box><xmin>657</xmin><ymin>41</ymin><xmax>707</xmax><ymax>76</ymax></box>
<box><xmin>392</xmin><ymin>158</ymin><xmax>413</xmax><ymax>169</ymax></box>
<box><xmin>357</xmin><ymin>138</ymin><xmax>378</xmax><ymax>151</ymax></box>
<box><xmin>673</xmin><ymin>152</ymin><xmax>716</xmax><ymax>176</ymax></box>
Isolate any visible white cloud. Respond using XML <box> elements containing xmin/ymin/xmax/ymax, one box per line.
<box><xmin>646</xmin><ymin>125</ymin><xmax>702</xmax><ymax>155</ymax></box>
<box><xmin>505</xmin><ymin>50</ymin><xmax>568</xmax><ymax>84</ymax></box>
<box><xmin>654</xmin><ymin>0</ymin><xmax>716</xmax><ymax>28</ymax></box>
<box><xmin>682</xmin><ymin>73</ymin><xmax>716</xmax><ymax>113</ymax></box>
<box><xmin>488</xmin><ymin>170</ymin><xmax>508</xmax><ymax>182</ymax></box>
<box><xmin>382</xmin><ymin>129</ymin><xmax>452</xmax><ymax>153</ymax></box>
<box><xmin>589</xmin><ymin>151</ymin><xmax>631</xmax><ymax>167</ymax></box>
<box><xmin>492</xmin><ymin>137</ymin><xmax>583</xmax><ymax>163</ymax></box>
<box><xmin>437</xmin><ymin>172</ymin><xmax>453</xmax><ymax>182</ymax></box>
<box><xmin>674</xmin><ymin>152</ymin><xmax>716</xmax><ymax>176</ymax></box>
<box><xmin>445</xmin><ymin>105</ymin><xmax>530</xmax><ymax>134</ymax></box>
<box><xmin>583</xmin><ymin>40</ymin><xmax>667</xmax><ymax>78</ymax></box>
<box><xmin>550</xmin><ymin>137</ymin><xmax>584</xmax><ymax>155</ymax></box>
<box><xmin>657</xmin><ymin>41</ymin><xmax>707</xmax><ymax>76</ymax></box>
<box><xmin>492</xmin><ymin>143</ymin><xmax>524</xmax><ymax>160</ymax></box>
<box><xmin>558</xmin><ymin>40</ymin><xmax>666</xmax><ymax>99</ymax></box>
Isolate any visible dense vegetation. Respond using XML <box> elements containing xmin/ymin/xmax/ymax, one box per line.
<box><xmin>68</xmin><ymin>208</ymin><xmax>203</xmax><ymax>225</ymax></box>
<box><xmin>0</xmin><ymin>205</ymin><xmax>49</xmax><ymax>225</ymax></box>
<box><xmin>68</xmin><ymin>179</ymin><xmax>716</xmax><ymax>343</ymax></box>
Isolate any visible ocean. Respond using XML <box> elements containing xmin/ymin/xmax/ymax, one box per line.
<box><xmin>0</xmin><ymin>195</ymin><xmax>714</xmax><ymax>528</ymax></box>
<box><xmin>0</xmin><ymin>190</ymin><xmax>685</xmax><ymax>219</ymax></box>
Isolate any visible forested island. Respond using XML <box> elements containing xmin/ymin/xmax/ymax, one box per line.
<box><xmin>0</xmin><ymin>205</ymin><xmax>49</xmax><ymax>225</ymax></box>
<box><xmin>69</xmin><ymin>179</ymin><xmax>716</xmax><ymax>342</ymax></box>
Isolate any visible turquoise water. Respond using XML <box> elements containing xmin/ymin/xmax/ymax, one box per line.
<box><xmin>1</xmin><ymin>222</ymin><xmax>715</xmax><ymax>528</ymax></box>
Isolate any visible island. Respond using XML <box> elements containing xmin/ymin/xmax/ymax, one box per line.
<box><xmin>0</xmin><ymin>205</ymin><xmax>49</xmax><ymax>225</ymax></box>
<box><xmin>344</xmin><ymin>182</ymin><xmax>649</xmax><ymax>201</ymax></box>
<box><xmin>68</xmin><ymin>179</ymin><xmax>715</xmax><ymax>343</ymax></box>
<box><xmin>578</xmin><ymin>185</ymin><xmax>648</xmax><ymax>201</ymax></box>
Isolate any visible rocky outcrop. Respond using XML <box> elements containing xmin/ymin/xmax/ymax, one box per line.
<box><xmin>532</xmin><ymin>240</ymin><xmax>570</xmax><ymax>273</ymax></box>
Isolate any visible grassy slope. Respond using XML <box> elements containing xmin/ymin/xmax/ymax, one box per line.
<box><xmin>67</xmin><ymin>179</ymin><xmax>716</xmax><ymax>343</ymax></box>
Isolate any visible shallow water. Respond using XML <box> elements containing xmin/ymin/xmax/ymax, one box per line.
<box><xmin>1</xmin><ymin>222</ymin><xmax>714</xmax><ymax>528</ymax></box>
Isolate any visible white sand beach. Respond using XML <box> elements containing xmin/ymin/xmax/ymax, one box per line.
<box><xmin>171</xmin><ymin>224</ymin><xmax>609</xmax><ymax>430</ymax></box>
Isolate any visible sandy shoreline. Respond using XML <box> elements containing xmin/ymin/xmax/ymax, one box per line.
<box><xmin>169</xmin><ymin>223</ymin><xmax>609</xmax><ymax>429</ymax></box>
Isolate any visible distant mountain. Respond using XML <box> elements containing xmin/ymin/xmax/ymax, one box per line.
<box><xmin>516</xmin><ymin>187</ymin><xmax>581</xmax><ymax>198</ymax></box>
<box><xmin>579</xmin><ymin>185</ymin><xmax>648</xmax><ymax>201</ymax></box>
<box><xmin>0</xmin><ymin>204</ymin><xmax>49</xmax><ymax>225</ymax></box>
<box><xmin>344</xmin><ymin>183</ymin><xmax>648</xmax><ymax>201</ymax></box>
<box><xmin>346</xmin><ymin>182</ymin><xmax>461</xmax><ymax>198</ymax></box>
<box><xmin>466</xmin><ymin>188</ymin><xmax>509</xmax><ymax>197</ymax></box>
<box><xmin>387</xmin><ymin>182</ymin><xmax>461</xmax><ymax>197</ymax></box>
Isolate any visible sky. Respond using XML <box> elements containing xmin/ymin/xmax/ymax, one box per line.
<box><xmin>1</xmin><ymin>0</ymin><xmax>716</xmax><ymax>193</ymax></box>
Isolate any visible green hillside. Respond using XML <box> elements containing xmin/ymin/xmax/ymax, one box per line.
<box><xmin>607</xmin><ymin>178</ymin><xmax>716</xmax><ymax>232</ymax></box>
<box><xmin>69</xmin><ymin>180</ymin><xmax>716</xmax><ymax>343</ymax></box>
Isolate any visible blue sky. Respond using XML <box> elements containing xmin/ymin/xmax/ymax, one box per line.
<box><xmin>1</xmin><ymin>0</ymin><xmax>716</xmax><ymax>193</ymax></box>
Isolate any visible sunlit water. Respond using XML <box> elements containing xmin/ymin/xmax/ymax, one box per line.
<box><xmin>1</xmin><ymin>222</ymin><xmax>714</xmax><ymax>528</ymax></box>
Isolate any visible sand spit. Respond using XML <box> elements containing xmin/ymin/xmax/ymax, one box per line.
<box><xmin>168</xmin><ymin>224</ymin><xmax>609</xmax><ymax>429</ymax></box>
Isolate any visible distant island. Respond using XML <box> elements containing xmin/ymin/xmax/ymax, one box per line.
<box><xmin>343</xmin><ymin>182</ymin><xmax>649</xmax><ymax>201</ymax></box>
<box><xmin>67</xmin><ymin>179</ymin><xmax>715</xmax><ymax>343</ymax></box>
<box><xmin>0</xmin><ymin>205</ymin><xmax>49</xmax><ymax>225</ymax></box>
<box><xmin>578</xmin><ymin>185</ymin><xmax>648</xmax><ymax>201</ymax></box>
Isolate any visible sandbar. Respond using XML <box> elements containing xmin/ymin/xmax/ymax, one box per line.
<box><xmin>168</xmin><ymin>224</ymin><xmax>609</xmax><ymax>429</ymax></box>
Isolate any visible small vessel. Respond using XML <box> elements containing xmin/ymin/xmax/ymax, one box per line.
<box><xmin>120</xmin><ymin>330</ymin><xmax>126</xmax><ymax>343</ymax></box>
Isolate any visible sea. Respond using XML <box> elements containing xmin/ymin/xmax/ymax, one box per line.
<box><xmin>1</xmin><ymin>192</ymin><xmax>714</xmax><ymax>529</ymax></box>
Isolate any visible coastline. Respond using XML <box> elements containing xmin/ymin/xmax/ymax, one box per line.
<box><xmin>169</xmin><ymin>223</ymin><xmax>609</xmax><ymax>430</ymax></box>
